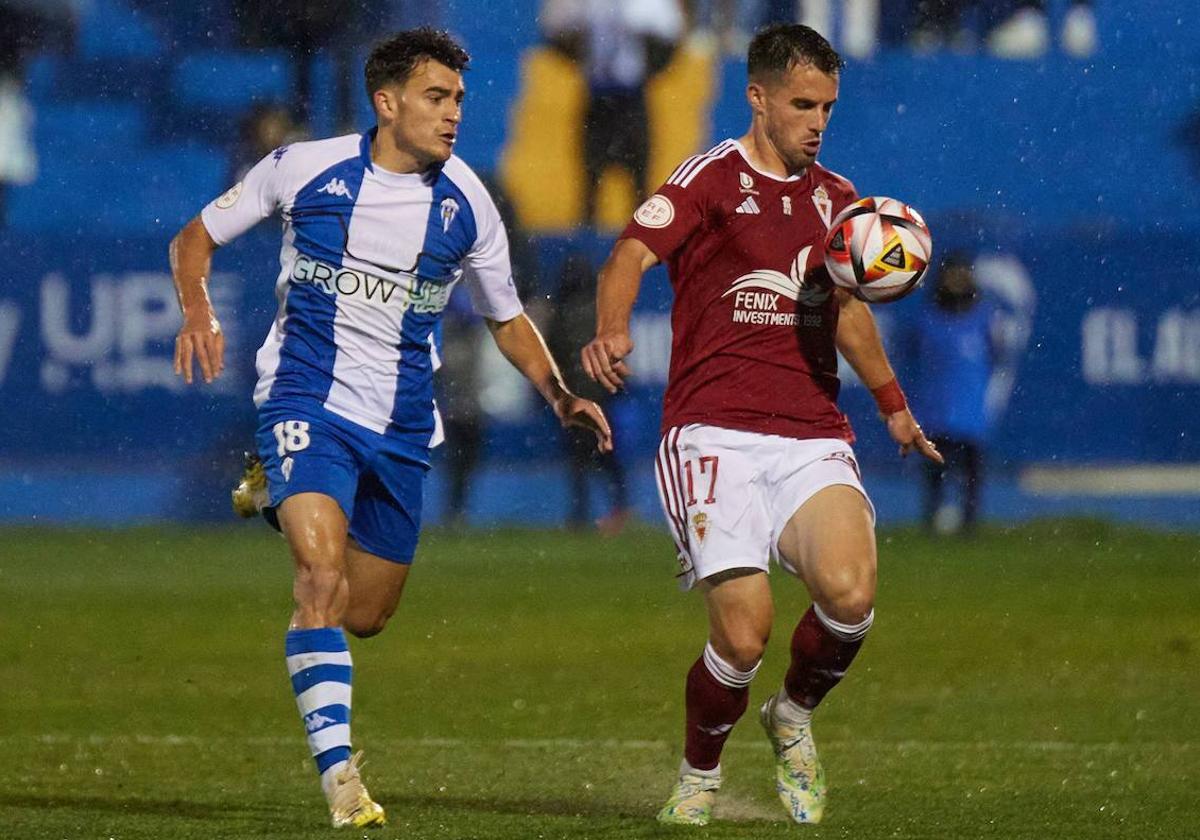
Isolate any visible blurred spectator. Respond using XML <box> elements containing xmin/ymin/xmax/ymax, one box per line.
<box><xmin>434</xmin><ymin>175</ymin><xmax>539</xmax><ymax>527</ymax></box>
<box><xmin>906</xmin><ymin>0</ymin><xmax>980</xmax><ymax>52</ymax></box>
<box><xmin>798</xmin><ymin>0</ymin><xmax>882</xmax><ymax>58</ymax></box>
<box><xmin>0</xmin><ymin>0</ymin><xmax>77</xmax><ymax>224</ymax></box>
<box><xmin>545</xmin><ymin>251</ymin><xmax>632</xmax><ymax>534</ymax></box>
<box><xmin>902</xmin><ymin>0</ymin><xmax>1096</xmax><ymax>57</ymax></box>
<box><xmin>988</xmin><ymin>0</ymin><xmax>1095</xmax><ymax>59</ymax></box>
<box><xmin>542</xmin><ymin>0</ymin><xmax>685</xmax><ymax>226</ymax></box>
<box><xmin>436</xmin><ymin>286</ymin><xmax>487</xmax><ymax>529</ymax></box>
<box><xmin>233</xmin><ymin>0</ymin><xmax>363</xmax><ymax>131</ymax></box>
<box><xmin>909</xmin><ymin>254</ymin><xmax>999</xmax><ymax>535</ymax></box>
<box><xmin>230</xmin><ymin>103</ymin><xmax>305</xmax><ymax>182</ymax></box>
<box><xmin>1177</xmin><ymin>106</ymin><xmax>1200</xmax><ymax>178</ymax></box>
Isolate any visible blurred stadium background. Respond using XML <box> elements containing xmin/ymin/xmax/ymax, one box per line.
<box><xmin>0</xmin><ymin>0</ymin><xmax>1197</xmax><ymax>529</ymax></box>
<box><xmin>2</xmin><ymin>3</ymin><xmax>1199</xmax><ymax>838</ymax></box>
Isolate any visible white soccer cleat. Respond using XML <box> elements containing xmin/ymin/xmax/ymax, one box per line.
<box><xmin>656</xmin><ymin>767</ymin><xmax>721</xmax><ymax>826</ymax></box>
<box><xmin>327</xmin><ymin>751</ymin><xmax>386</xmax><ymax>829</ymax></box>
<box><xmin>760</xmin><ymin>694</ymin><xmax>827</xmax><ymax>824</ymax></box>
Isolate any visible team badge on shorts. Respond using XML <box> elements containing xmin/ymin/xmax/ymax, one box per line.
<box><xmin>691</xmin><ymin>511</ymin><xmax>710</xmax><ymax>543</ymax></box>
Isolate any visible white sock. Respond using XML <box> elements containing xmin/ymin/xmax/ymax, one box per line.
<box><xmin>681</xmin><ymin>757</ymin><xmax>722</xmax><ymax>779</ymax></box>
<box><xmin>772</xmin><ymin>687</ymin><xmax>814</xmax><ymax>727</ymax></box>
<box><xmin>320</xmin><ymin>760</ymin><xmax>349</xmax><ymax>800</ymax></box>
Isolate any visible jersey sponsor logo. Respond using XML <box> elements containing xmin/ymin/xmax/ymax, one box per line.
<box><xmin>721</xmin><ymin>245</ymin><xmax>830</xmax><ymax>323</ymax></box>
<box><xmin>289</xmin><ymin>254</ymin><xmax>452</xmax><ymax>313</ymax></box>
<box><xmin>317</xmin><ymin>177</ymin><xmax>355</xmax><ymax>200</ymax></box>
<box><xmin>214</xmin><ymin>181</ymin><xmax>243</xmax><ymax>210</ymax></box>
<box><xmin>812</xmin><ymin>184</ymin><xmax>833</xmax><ymax>228</ymax></box>
<box><xmin>440</xmin><ymin>197</ymin><xmax>459</xmax><ymax>232</ymax></box>
<box><xmin>734</xmin><ymin>196</ymin><xmax>760</xmax><ymax>215</ymax></box>
<box><xmin>634</xmin><ymin>194</ymin><xmax>674</xmax><ymax>228</ymax></box>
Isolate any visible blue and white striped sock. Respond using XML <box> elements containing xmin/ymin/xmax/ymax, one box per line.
<box><xmin>285</xmin><ymin>627</ymin><xmax>353</xmax><ymax>793</ymax></box>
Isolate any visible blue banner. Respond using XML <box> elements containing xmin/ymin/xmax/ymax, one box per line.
<box><xmin>0</xmin><ymin>224</ymin><xmax>1197</xmax><ymax>522</ymax></box>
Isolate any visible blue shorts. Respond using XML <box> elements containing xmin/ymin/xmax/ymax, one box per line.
<box><xmin>254</xmin><ymin>402</ymin><xmax>428</xmax><ymax>564</ymax></box>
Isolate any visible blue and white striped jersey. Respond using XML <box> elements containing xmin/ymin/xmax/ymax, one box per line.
<box><xmin>201</xmin><ymin>130</ymin><xmax>522</xmax><ymax>456</ymax></box>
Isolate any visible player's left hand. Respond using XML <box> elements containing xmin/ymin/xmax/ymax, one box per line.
<box><xmin>174</xmin><ymin>308</ymin><xmax>225</xmax><ymax>385</ymax></box>
<box><xmin>555</xmin><ymin>394</ymin><xmax>614</xmax><ymax>454</ymax></box>
<box><xmin>885</xmin><ymin>409</ymin><xmax>943</xmax><ymax>464</ymax></box>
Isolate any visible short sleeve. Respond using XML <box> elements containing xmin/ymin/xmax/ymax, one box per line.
<box><xmin>463</xmin><ymin>195</ymin><xmax>524</xmax><ymax>322</ymax></box>
<box><xmin>200</xmin><ymin>150</ymin><xmax>285</xmax><ymax>246</ymax></box>
<box><xmin>620</xmin><ymin>181</ymin><xmax>705</xmax><ymax>263</ymax></box>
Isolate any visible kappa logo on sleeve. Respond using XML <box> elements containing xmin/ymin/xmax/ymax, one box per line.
<box><xmin>634</xmin><ymin>194</ymin><xmax>675</xmax><ymax>229</ymax></box>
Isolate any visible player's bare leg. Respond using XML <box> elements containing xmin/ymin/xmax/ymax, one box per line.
<box><xmin>278</xmin><ymin>493</ymin><xmax>386</xmax><ymax>829</ymax></box>
<box><xmin>658</xmin><ymin>570</ymin><xmax>772</xmax><ymax>826</ymax></box>
<box><xmin>342</xmin><ymin>541</ymin><xmax>411</xmax><ymax>638</ymax></box>
<box><xmin>762</xmin><ymin>484</ymin><xmax>876</xmax><ymax>824</ymax></box>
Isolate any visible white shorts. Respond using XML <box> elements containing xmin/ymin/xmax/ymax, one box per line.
<box><xmin>655</xmin><ymin>424</ymin><xmax>875</xmax><ymax>590</ymax></box>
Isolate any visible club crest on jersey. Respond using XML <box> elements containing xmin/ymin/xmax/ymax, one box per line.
<box><xmin>440</xmin><ymin>197</ymin><xmax>459</xmax><ymax>232</ymax></box>
<box><xmin>812</xmin><ymin>185</ymin><xmax>832</xmax><ymax>228</ymax></box>
<box><xmin>738</xmin><ymin>171</ymin><xmax>757</xmax><ymax>194</ymax></box>
<box><xmin>691</xmin><ymin>511</ymin><xmax>709</xmax><ymax>543</ymax></box>
<box><xmin>317</xmin><ymin>177</ymin><xmax>355</xmax><ymax>200</ymax></box>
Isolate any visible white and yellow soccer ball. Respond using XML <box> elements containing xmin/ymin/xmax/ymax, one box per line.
<box><xmin>823</xmin><ymin>197</ymin><xmax>933</xmax><ymax>303</ymax></box>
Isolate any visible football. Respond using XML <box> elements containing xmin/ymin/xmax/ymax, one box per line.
<box><xmin>823</xmin><ymin>196</ymin><xmax>933</xmax><ymax>303</ymax></box>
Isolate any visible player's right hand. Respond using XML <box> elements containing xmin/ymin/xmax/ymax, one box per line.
<box><xmin>174</xmin><ymin>309</ymin><xmax>226</xmax><ymax>385</ymax></box>
<box><xmin>581</xmin><ymin>332</ymin><xmax>634</xmax><ymax>394</ymax></box>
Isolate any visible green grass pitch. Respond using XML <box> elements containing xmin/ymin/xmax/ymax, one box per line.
<box><xmin>1</xmin><ymin>520</ymin><xmax>1197</xmax><ymax>839</ymax></box>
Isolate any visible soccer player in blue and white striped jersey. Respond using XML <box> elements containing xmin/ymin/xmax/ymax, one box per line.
<box><xmin>169</xmin><ymin>29</ymin><xmax>611</xmax><ymax>829</ymax></box>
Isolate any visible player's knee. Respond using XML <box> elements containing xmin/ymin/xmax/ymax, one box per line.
<box><xmin>814</xmin><ymin>601</ymin><xmax>875</xmax><ymax>642</ymax></box>
<box><xmin>343</xmin><ymin>604</ymin><xmax>395</xmax><ymax>639</ymax></box>
<box><xmin>715</xmin><ymin>635</ymin><xmax>768</xmax><ymax>672</ymax></box>
<box><xmin>820</xmin><ymin>589</ymin><xmax>874</xmax><ymax>626</ymax></box>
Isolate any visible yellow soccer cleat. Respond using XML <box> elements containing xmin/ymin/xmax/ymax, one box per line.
<box><xmin>231</xmin><ymin>452</ymin><xmax>269</xmax><ymax>519</ymax></box>
<box><xmin>328</xmin><ymin>751</ymin><xmax>387</xmax><ymax>829</ymax></box>
<box><xmin>656</xmin><ymin>768</ymin><xmax>721</xmax><ymax>826</ymax></box>
<box><xmin>760</xmin><ymin>694</ymin><xmax>827</xmax><ymax>824</ymax></box>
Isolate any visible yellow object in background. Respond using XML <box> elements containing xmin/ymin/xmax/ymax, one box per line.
<box><xmin>500</xmin><ymin>42</ymin><xmax>717</xmax><ymax>233</ymax></box>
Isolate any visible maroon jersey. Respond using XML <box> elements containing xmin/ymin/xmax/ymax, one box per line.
<box><xmin>623</xmin><ymin>139</ymin><xmax>860</xmax><ymax>441</ymax></box>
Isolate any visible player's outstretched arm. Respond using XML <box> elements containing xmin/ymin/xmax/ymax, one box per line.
<box><xmin>486</xmin><ymin>313</ymin><xmax>613</xmax><ymax>453</ymax></box>
<box><xmin>582</xmin><ymin>237</ymin><xmax>659</xmax><ymax>393</ymax></box>
<box><xmin>169</xmin><ymin>215</ymin><xmax>225</xmax><ymax>385</ymax></box>
<box><xmin>835</xmin><ymin>290</ymin><xmax>943</xmax><ymax>464</ymax></box>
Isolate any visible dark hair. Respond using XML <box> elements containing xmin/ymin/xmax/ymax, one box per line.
<box><xmin>747</xmin><ymin>24</ymin><xmax>843</xmax><ymax>81</ymax></box>
<box><xmin>364</xmin><ymin>28</ymin><xmax>471</xmax><ymax>99</ymax></box>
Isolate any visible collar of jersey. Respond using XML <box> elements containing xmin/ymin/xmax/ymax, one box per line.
<box><xmin>359</xmin><ymin>129</ymin><xmax>442</xmax><ymax>187</ymax></box>
<box><xmin>730</xmin><ymin>139</ymin><xmax>809</xmax><ymax>183</ymax></box>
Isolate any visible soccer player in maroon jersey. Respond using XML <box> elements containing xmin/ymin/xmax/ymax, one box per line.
<box><xmin>582</xmin><ymin>24</ymin><xmax>942</xmax><ymax>826</ymax></box>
